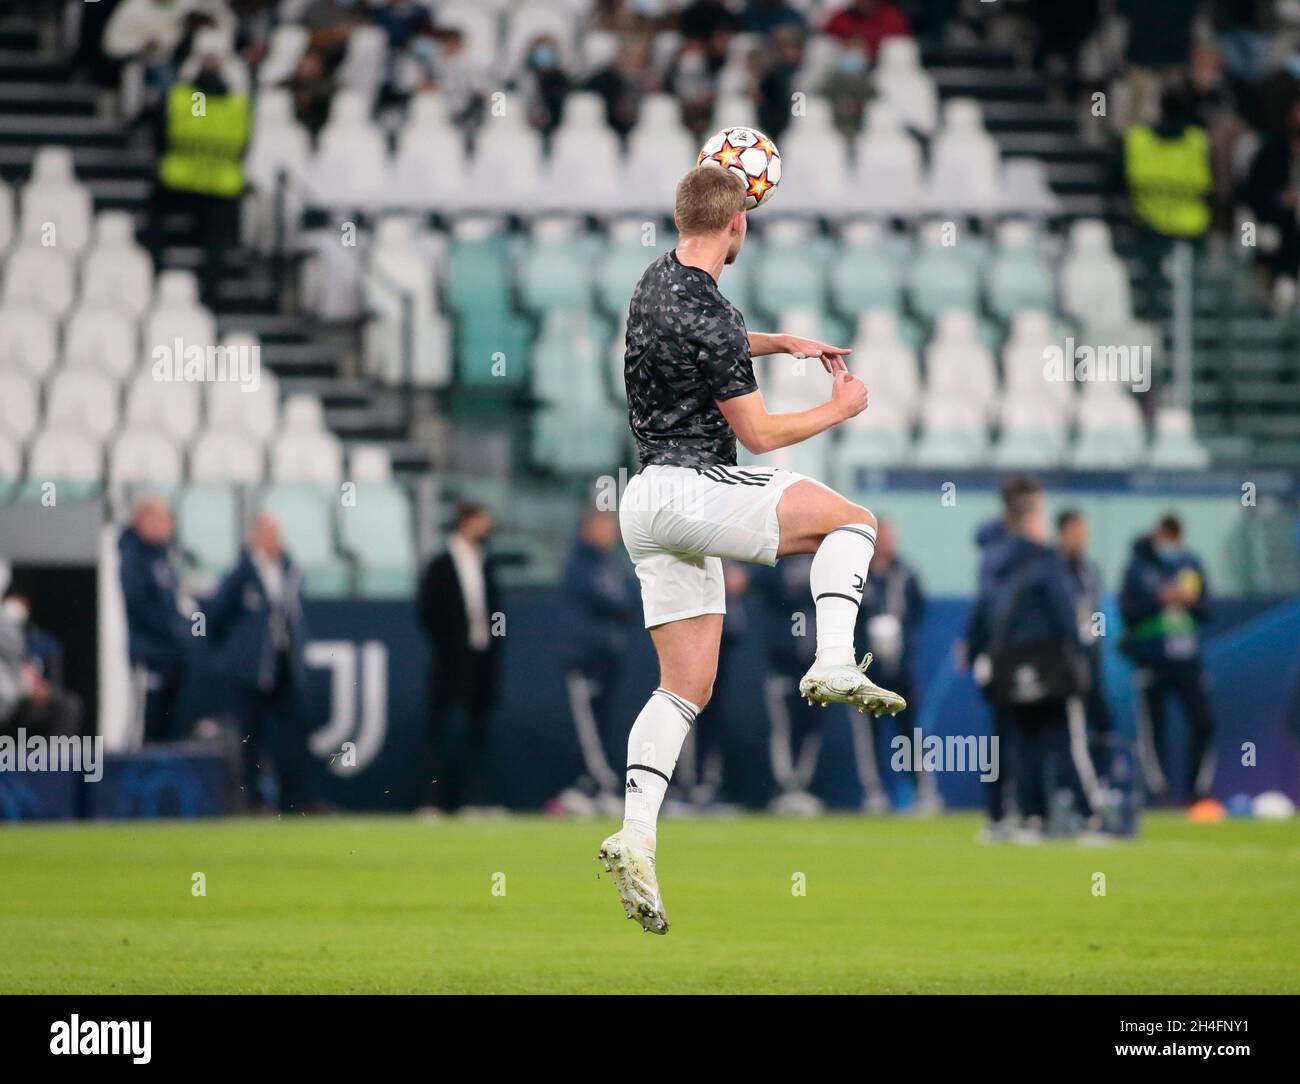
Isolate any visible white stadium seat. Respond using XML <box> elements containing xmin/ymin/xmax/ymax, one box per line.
<box><xmin>28</xmin><ymin>426</ymin><xmax>102</xmax><ymax>483</ymax></box>
<box><xmin>20</xmin><ymin>146</ymin><xmax>92</xmax><ymax>255</ymax></box>
<box><xmin>189</xmin><ymin>428</ymin><xmax>265</xmax><ymax>484</ymax></box>
<box><xmin>124</xmin><ymin>369</ymin><xmax>201</xmax><ymax>443</ymax></box>
<box><xmin>109</xmin><ymin>428</ymin><xmax>184</xmax><ymax>492</ymax></box>
<box><xmin>271</xmin><ymin>394</ymin><xmax>343</xmax><ymax>483</ymax></box>
<box><xmin>81</xmin><ymin>211</ymin><xmax>154</xmax><ymax>319</ymax></box>
<box><xmin>0</xmin><ymin>305</ymin><xmax>57</xmax><ymax>379</ymax></box>
<box><xmin>0</xmin><ymin>368</ymin><xmax>40</xmax><ymax>443</ymax></box>
<box><xmin>2</xmin><ymin>244</ymin><xmax>76</xmax><ymax>319</ymax></box>
<box><xmin>64</xmin><ymin>306</ymin><xmax>138</xmax><ymax>381</ymax></box>
<box><xmin>46</xmin><ymin>369</ymin><xmax>120</xmax><ymax>442</ymax></box>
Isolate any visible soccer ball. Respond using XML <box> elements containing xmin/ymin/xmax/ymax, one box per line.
<box><xmin>697</xmin><ymin>126</ymin><xmax>781</xmax><ymax>210</ymax></box>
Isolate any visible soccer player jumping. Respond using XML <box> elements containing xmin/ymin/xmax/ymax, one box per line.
<box><xmin>599</xmin><ymin>166</ymin><xmax>905</xmax><ymax>934</ymax></box>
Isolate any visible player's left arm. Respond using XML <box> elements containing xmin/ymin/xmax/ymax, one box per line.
<box><xmin>747</xmin><ymin>332</ymin><xmax>850</xmax><ymax>374</ymax></box>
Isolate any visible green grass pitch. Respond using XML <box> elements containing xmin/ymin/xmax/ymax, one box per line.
<box><xmin>2</xmin><ymin>813</ymin><xmax>1297</xmax><ymax>993</ymax></box>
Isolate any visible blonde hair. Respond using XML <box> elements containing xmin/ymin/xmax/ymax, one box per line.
<box><xmin>675</xmin><ymin>165</ymin><xmax>746</xmax><ymax>236</ymax></box>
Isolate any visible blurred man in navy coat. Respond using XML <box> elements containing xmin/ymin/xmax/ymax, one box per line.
<box><xmin>556</xmin><ymin>508</ymin><xmax>637</xmax><ymax>809</ymax></box>
<box><xmin>205</xmin><ymin>513</ymin><xmax>314</xmax><ymax>813</ymax></box>
<box><xmin>1120</xmin><ymin>513</ymin><xmax>1215</xmax><ymax>802</ymax></box>
<box><xmin>119</xmin><ymin>496</ymin><xmax>191</xmax><ymax>742</ymax></box>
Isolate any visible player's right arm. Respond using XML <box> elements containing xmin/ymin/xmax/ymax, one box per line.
<box><xmin>717</xmin><ymin>371</ymin><xmax>868</xmax><ymax>454</ymax></box>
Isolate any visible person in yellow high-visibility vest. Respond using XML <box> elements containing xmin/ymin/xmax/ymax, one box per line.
<box><xmin>149</xmin><ymin>56</ymin><xmax>249</xmax><ymax>303</ymax></box>
<box><xmin>1124</xmin><ymin>91</ymin><xmax>1212</xmax><ymax>240</ymax></box>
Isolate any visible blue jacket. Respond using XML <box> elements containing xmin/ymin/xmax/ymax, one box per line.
<box><xmin>118</xmin><ymin>527</ymin><xmax>189</xmax><ymax>671</ymax></box>
<box><xmin>856</xmin><ymin>557</ymin><xmax>925</xmax><ymax>687</ymax></box>
<box><xmin>966</xmin><ymin>532</ymin><xmax>1079</xmax><ymax>659</ymax></box>
<box><xmin>203</xmin><ymin>550</ymin><xmax>307</xmax><ymax>692</ymax></box>
<box><xmin>1119</xmin><ymin>534</ymin><xmax>1209</xmax><ymax>665</ymax></box>
<box><xmin>560</xmin><ymin>538</ymin><xmax>637</xmax><ymax>670</ymax></box>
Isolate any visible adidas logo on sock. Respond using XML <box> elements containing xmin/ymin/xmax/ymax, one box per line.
<box><xmin>625</xmin><ymin>776</ymin><xmax>642</xmax><ymax>794</ymax></box>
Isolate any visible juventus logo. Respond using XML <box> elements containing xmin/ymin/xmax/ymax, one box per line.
<box><xmin>851</xmin><ymin>574</ymin><xmax>866</xmax><ymax>593</ymax></box>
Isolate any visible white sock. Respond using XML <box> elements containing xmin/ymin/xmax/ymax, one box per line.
<box><xmin>810</xmin><ymin>522</ymin><xmax>876</xmax><ymax>668</ymax></box>
<box><xmin>623</xmin><ymin>688</ymin><xmax>698</xmax><ymax>851</ymax></box>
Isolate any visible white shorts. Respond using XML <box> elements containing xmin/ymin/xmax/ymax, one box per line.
<box><xmin>620</xmin><ymin>463</ymin><xmax>809</xmax><ymax>628</ymax></box>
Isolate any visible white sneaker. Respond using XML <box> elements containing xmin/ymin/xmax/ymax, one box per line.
<box><xmin>798</xmin><ymin>653</ymin><xmax>907</xmax><ymax>716</ymax></box>
<box><xmin>597</xmin><ymin>831</ymin><xmax>669</xmax><ymax>935</ymax></box>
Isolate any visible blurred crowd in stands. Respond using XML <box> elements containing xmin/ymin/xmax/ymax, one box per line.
<box><xmin>63</xmin><ymin>0</ymin><xmax>1300</xmax><ymax>307</ymax></box>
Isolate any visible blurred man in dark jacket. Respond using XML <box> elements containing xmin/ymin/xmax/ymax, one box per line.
<box><xmin>1</xmin><ymin>591</ymin><xmax>83</xmax><ymax>739</ymax></box>
<box><xmin>205</xmin><ymin>513</ymin><xmax>314</xmax><ymax>813</ymax></box>
<box><xmin>1058</xmin><ymin>510</ymin><xmax>1113</xmax><ymax>738</ymax></box>
<box><xmin>555</xmin><ymin>508</ymin><xmax>637</xmax><ymax>810</ymax></box>
<box><xmin>119</xmin><ymin>496</ymin><xmax>191</xmax><ymax>743</ymax></box>
<box><xmin>967</xmin><ymin>477</ymin><xmax>1090</xmax><ymax>837</ymax></box>
<box><xmin>753</xmin><ymin>554</ymin><xmax>824</xmax><ymax>813</ymax></box>
<box><xmin>417</xmin><ymin>501</ymin><xmax>501</xmax><ymax>811</ymax></box>
<box><xmin>854</xmin><ymin>517</ymin><xmax>932</xmax><ymax>812</ymax></box>
<box><xmin>1120</xmin><ymin>513</ymin><xmax>1215</xmax><ymax>802</ymax></box>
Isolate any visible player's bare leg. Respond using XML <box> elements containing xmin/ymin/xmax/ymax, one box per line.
<box><xmin>776</xmin><ymin>481</ymin><xmax>907</xmax><ymax>717</ymax></box>
<box><xmin>599</xmin><ymin>613</ymin><xmax>722</xmax><ymax>935</ymax></box>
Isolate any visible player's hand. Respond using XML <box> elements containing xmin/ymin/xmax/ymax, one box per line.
<box><xmin>831</xmin><ymin>371</ymin><xmax>868</xmax><ymax>419</ymax></box>
<box><xmin>785</xmin><ymin>335</ymin><xmax>851</xmax><ymax>375</ymax></box>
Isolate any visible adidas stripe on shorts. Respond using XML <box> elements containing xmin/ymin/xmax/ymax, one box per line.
<box><xmin>619</xmin><ymin>462</ymin><xmax>814</xmax><ymax>628</ymax></box>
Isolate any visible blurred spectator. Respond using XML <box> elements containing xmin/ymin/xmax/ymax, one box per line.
<box><xmin>585</xmin><ymin>36</ymin><xmax>655</xmax><ymax>137</ymax></box>
<box><xmin>119</xmin><ymin>496</ymin><xmax>191</xmax><ymax>743</ymax></box>
<box><xmin>368</xmin><ymin>0</ymin><xmax>434</xmax><ymax>50</ymax></box>
<box><xmin>854</xmin><ymin>517</ymin><xmax>934</xmax><ymax>812</ymax></box>
<box><xmin>666</xmin><ymin>38</ymin><xmax>721</xmax><ymax>134</ymax></box>
<box><xmin>1</xmin><ymin>591</ymin><xmax>84</xmax><ymax>739</ymax></box>
<box><xmin>1057</xmin><ymin>511</ymin><xmax>1113</xmax><ymax>742</ymax></box>
<box><xmin>150</xmin><ymin>29</ymin><xmax>249</xmax><ymax>304</ymax></box>
<box><xmin>753</xmin><ymin>555</ymin><xmax>824</xmax><ymax>814</ymax></box>
<box><xmin>593</xmin><ymin>0</ymin><xmax>672</xmax><ymax>36</ymax></box>
<box><xmin>825</xmin><ymin>0</ymin><xmax>912</xmax><ymax>62</ymax></box>
<box><xmin>300</xmin><ymin>0</ymin><xmax>368</xmax><ymax>68</ymax></box>
<box><xmin>555</xmin><ymin>509</ymin><xmax>637</xmax><ymax>809</ymax></box>
<box><xmin>205</xmin><ymin>513</ymin><xmax>314</xmax><ymax>813</ymax></box>
<box><xmin>517</xmin><ymin>34</ymin><xmax>571</xmax><ymax>137</ymax></box>
<box><xmin>417</xmin><ymin>502</ymin><xmax>502</xmax><ymax>812</ymax></box>
<box><xmin>281</xmin><ymin>44</ymin><xmax>337</xmax><ymax>134</ymax></box>
<box><xmin>1245</xmin><ymin>100</ymin><xmax>1300</xmax><ymax>304</ymax></box>
<box><xmin>1124</xmin><ymin>89</ymin><xmax>1211</xmax><ymax>241</ymax></box>
<box><xmin>398</xmin><ymin>28</ymin><xmax>483</xmax><ymax>122</ymax></box>
<box><xmin>755</xmin><ymin>25</ymin><xmax>805</xmax><ymax>140</ymax></box>
<box><xmin>679</xmin><ymin>0</ymin><xmax>743</xmax><ymax>44</ymax></box>
<box><xmin>0</xmin><ymin>562</ymin><xmax>22</xmax><ymax>732</ymax></box>
<box><xmin>1117</xmin><ymin>0</ymin><xmax>1197</xmax><ymax>127</ymax></box>
<box><xmin>1213</xmin><ymin>0</ymin><xmax>1278</xmax><ymax>84</ymax></box>
<box><xmin>1188</xmin><ymin>42</ymin><xmax>1249</xmax><ymax>235</ymax></box>
<box><xmin>967</xmin><ymin>477</ymin><xmax>1091</xmax><ymax>839</ymax></box>
<box><xmin>820</xmin><ymin>38</ymin><xmax>872</xmax><ymax>136</ymax></box>
<box><xmin>1238</xmin><ymin>37</ymin><xmax>1300</xmax><ymax>136</ymax></box>
<box><xmin>745</xmin><ymin>0</ymin><xmax>806</xmax><ymax>34</ymax></box>
<box><xmin>103</xmin><ymin>0</ymin><xmax>233</xmax><ymax>67</ymax></box>
<box><xmin>1120</xmin><ymin>513</ymin><xmax>1215</xmax><ymax>803</ymax></box>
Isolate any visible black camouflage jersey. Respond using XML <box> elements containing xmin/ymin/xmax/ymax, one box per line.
<box><xmin>624</xmin><ymin>250</ymin><xmax>756</xmax><ymax>468</ymax></box>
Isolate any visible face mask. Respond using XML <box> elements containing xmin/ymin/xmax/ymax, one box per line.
<box><xmin>530</xmin><ymin>46</ymin><xmax>557</xmax><ymax>69</ymax></box>
<box><xmin>838</xmin><ymin>52</ymin><xmax>867</xmax><ymax>75</ymax></box>
<box><xmin>1286</xmin><ymin>54</ymin><xmax>1300</xmax><ymax>78</ymax></box>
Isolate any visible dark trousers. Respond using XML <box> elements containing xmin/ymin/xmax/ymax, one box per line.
<box><xmin>427</xmin><ymin>653</ymin><xmax>495</xmax><ymax>811</ymax></box>
<box><xmin>232</xmin><ymin>652</ymin><xmax>311</xmax><ymax>812</ymax></box>
<box><xmin>1139</xmin><ymin>660</ymin><xmax>1215</xmax><ymax>801</ymax></box>
<box><xmin>134</xmin><ymin>662</ymin><xmax>183</xmax><ymax>743</ymax></box>
<box><xmin>988</xmin><ymin>700</ymin><xmax>1090</xmax><ymax>822</ymax></box>
<box><xmin>563</xmin><ymin>658</ymin><xmax>623</xmax><ymax>793</ymax></box>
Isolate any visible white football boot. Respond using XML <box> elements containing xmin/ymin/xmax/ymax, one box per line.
<box><xmin>798</xmin><ymin>652</ymin><xmax>907</xmax><ymax>717</ymax></box>
<box><xmin>597</xmin><ymin>831</ymin><xmax>669</xmax><ymax>935</ymax></box>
